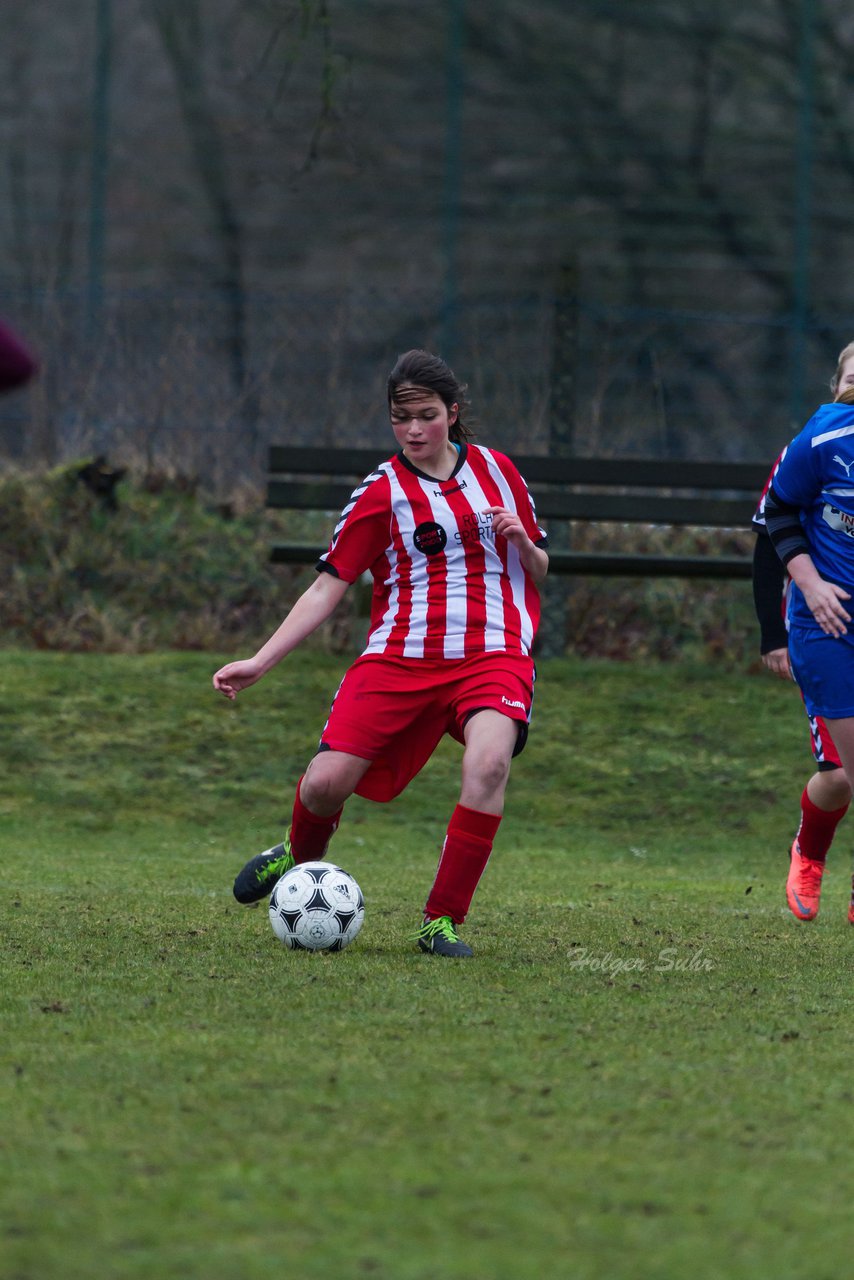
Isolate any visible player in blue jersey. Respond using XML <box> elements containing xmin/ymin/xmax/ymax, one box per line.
<box><xmin>754</xmin><ymin>459</ymin><xmax>850</xmax><ymax>921</ymax></box>
<box><xmin>763</xmin><ymin>346</ymin><xmax>854</xmax><ymax>924</ymax></box>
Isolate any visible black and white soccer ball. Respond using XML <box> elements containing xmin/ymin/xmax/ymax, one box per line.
<box><xmin>268</xmin><ymin>861</ymin><xmax>365</xmax><ymax>952</ymax></box>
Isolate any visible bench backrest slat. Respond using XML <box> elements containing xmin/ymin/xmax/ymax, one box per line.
<box><xmin>546</xmin><ymin>550</ymin><xmax>753</xmax><ymax>578</ymax></box>
<box><xmin>269</xmin><ymin>543</ymin><xmax>753</xmax><ymax>577</ymax></box>
<box><xmin>268</xmin><ymin>446</ymin><xmax>768</xmax><ymax>494</ymax></box>
<box><xmin>513</xmin><ymin>457</ymin><xmax>766</xmax><ymax>490</ymax></box>
<box><xmin>268</xmin><ymin>480</ymin><xmax>359</xmax><ymax>511</ymax></box>
<box><xmin>534</xmin><ymin>493</ymin><xmax>754</xmax><ymax>524</ymax></box>
<box><xmin>266</xmin><ymin>446</ymin><xmax>764</xmax><ymax>575</ymax></box>
<box><xmin>268</xmin><ymin>479</ymin><xmax>757</xmax><ymax>527</ymax></box>
<box><xmin>269</xmin><ymin>445</ymin><xmax>383</xmax><ymax>475</ymax></box>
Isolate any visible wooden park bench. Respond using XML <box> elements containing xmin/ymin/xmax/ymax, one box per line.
<box><xmin>267</xmin><ymin>446</ymin><xmax>768</xmax><ymax>579</ymax></box>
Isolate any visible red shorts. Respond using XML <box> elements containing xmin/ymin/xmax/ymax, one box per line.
<box><xmin>318</xmin><ymin>652</ymin><xmax>536</xmax><ymax>802</ymax></box>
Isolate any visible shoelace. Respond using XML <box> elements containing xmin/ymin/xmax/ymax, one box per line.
<box><xmin>256</xmin><ymin>843</ymin><xmax>294</xmax><ymax>882</ymax></box>
<box><xmin>415</xmin><ymin>915</ymin><xmax>459</xmax><ymax>942</ymax></box>
<box><xmin>795</xmin><ymin>856</ymin><xmax>825</xmax><ymax>895</ymax></box>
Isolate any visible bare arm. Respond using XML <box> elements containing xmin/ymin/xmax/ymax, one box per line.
<box><xmin>761</xmin><ymin>648</ymin><xmax>791</xmax><ymax>679</ymax></box>
<box><xmin>212</xmin><ymin>572</ymin><xmax>350</xmax><ymax>700</ymax></box>
<box><xmin>762</xmin><ymin>483</ymin><xmax>851</xmax><ymax>638</ymax></box>
<box><xmin>483</xmin><ymin>506</ymin><xmax>549</xmax><ymax>583</ymax></box>
<box><xmin>786</xmin><ymin>552</ymin><xmax>851</xmax><ymax>638</ymax></box>
<box><xmin>518</xmin><ymin>541</ymin><xmax>549</xmax><ymax>583</ymax></box>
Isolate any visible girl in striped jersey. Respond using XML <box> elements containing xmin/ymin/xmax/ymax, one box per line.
<box><xmin>214</xmin><ymin>350</ymin><xmax>549</xmax><ymax>956</ymax></box>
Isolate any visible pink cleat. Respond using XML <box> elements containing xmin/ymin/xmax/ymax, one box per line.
<box><xmin>786</xmin><ymin>839</ymin><xmax>825</xmax><ymax>922</ymax></box>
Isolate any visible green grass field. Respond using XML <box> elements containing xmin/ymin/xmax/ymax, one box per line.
<box><xmin>1</xmin><ymin>649</ymin><xmax>852</xmax><ymax>1280</ymax></box>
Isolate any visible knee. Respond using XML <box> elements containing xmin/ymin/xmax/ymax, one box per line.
<box><xmin>463</xmin><ymin>749</ymin><xmax>512</xmax><ymax>799</ymax></box>
<box><xmin>812</xmin><ymin>768</ymin><xmax>853</xmax><ymax>810</ymax></box>
<box><xmin>301</xmin><ymin>757</ymin><xmax>350</xmax><ymax>813</ymax></box>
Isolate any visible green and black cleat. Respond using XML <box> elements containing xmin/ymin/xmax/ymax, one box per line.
<box><xmin>414</xmin><ymin>915</ymin><xmax>474</xmax><ymax>958</ymax></box>
<box><xmin>233</xmin><ymin>835</ymin><xmax>295</xmax><ymax>904</ymax></box>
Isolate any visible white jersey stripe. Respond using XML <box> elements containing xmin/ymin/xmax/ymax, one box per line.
<box><xmin>812</xmin><ymin>424</ymin><xmax>854</xmax><ymax>448</ymax></box>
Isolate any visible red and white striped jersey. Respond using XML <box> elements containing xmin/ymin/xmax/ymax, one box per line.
<box><xmin>318</xmin><ymin>443</ymin><xmax>548</xmax><ymax>659</ymax></box>
<box><xmin>752</xmin><ymin>447</ymin><xmax>792</xmax><ymax>640</ymax></box>
<box><xmin>752</xmin><ymin>447</ymin><xmax>787</xmax><ymax>530</ymax></box>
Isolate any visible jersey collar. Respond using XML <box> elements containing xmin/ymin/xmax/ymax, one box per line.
<box><xmin>396</xmin><ymin>441</ymin><xmax>468</xmax><ymax>482</ymax></box>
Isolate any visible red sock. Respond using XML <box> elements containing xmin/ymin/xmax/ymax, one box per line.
<box><xmin>796</xmin><ymin>787</ymin><xmax>849</xmax><ymax>861</ymax></box>
<box><xmin>290</xmin><ymin>777</ymin><xmax>342</xmax><ymax>863</ymax></box>
<box><xmin>424</xmin><ymin>804</ymin><xmax>502</xmax><ymax>925</ymax></box>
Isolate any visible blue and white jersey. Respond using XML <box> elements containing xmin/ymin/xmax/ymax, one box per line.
<box><xmin>773</xmin><ymin>401</ymin><xmax>854</xmax><ymax>627</ymax></box>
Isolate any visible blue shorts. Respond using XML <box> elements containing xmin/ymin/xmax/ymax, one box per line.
<box><xmin>788</xmin><ymin>625</ymin><xmax>854</xmax><ymax>719</ymax></box>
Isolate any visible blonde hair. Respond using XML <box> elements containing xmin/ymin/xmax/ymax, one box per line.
<box><xmin>830</xmin><ymin>342</ymin><xmax>854</xmax><ymax>395</ymax></box>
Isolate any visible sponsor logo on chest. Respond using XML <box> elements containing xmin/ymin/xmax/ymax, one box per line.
<box><xmin>412</xmin><ymin>521</ymin><xmax>448</xmax><ymax>556</ymax></box>
<box><xmin>411</xmin><ymin>510</ymin><xmax>496</xmax><ymax>556</ymax></box>
<box><xmin>454</xmin><ymin>510</ymin><xmax>493</xmax><ymax>547</ymax></box>
<box><xmin>822</xmin><ymin>504</ymin><xmax>854</xmax><ymax>537</ymax></box>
